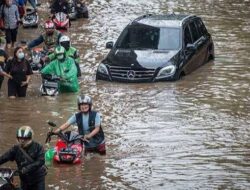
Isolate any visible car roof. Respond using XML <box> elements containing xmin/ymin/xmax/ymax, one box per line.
<box><xmin>131</xmin><ymin>14</ymin><xmax>195</xmax><ymax>28</ymax></box>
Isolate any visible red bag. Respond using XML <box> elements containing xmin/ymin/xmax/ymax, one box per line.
<box><xmin>0</xmin><ymin>4</ymin><xmax>5</xmax><ymax>29</ymax></box>
<box><xmin>0</xmin><ymin>18</ymin><xmax>4</xmax><ymax>30</ymax></box>
<box><xmin>18</xmin><ymin>6</ymin><xmax>25</xmax><ymax>18</ymax></box>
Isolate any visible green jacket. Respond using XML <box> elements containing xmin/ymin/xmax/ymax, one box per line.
<box><xmin>41</xmin><ymin>57</ymin><xmax>79</xmax><ymax>93</ymax></box>
<box><xmin>48</xmin><ymin>46</ymin><xmax>80</xmax><ymax>64</ymax></box>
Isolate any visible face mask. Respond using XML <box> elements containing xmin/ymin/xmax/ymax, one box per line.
<box><xmin>57</xmin><ymin>54</ymin><xmax>64</xmax><ymax>60</ymax></box>
<box><xmin>17</xmin><ymin>52</ymin><xmax>25</xmax><ymax>60</ymax></box>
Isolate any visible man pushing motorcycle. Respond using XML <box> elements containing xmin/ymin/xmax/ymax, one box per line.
<box><xmin>40</xmin><ymin>45</ymin><xmax>79</xmax><ymax>93</ymax></box>
<box><xmin>0</xmin><ymin>126</ymin><xmax>47</xmax><ymax>190</ymax></box>
<box><xmin>47</xmin><ymin>35</ymin><xmax>81</xmax><ymax>77</ymax></box>
<box><xmin>52</xmin><ymin>94</ymin><xmax>106</xmax><ymax>155</ymax></box>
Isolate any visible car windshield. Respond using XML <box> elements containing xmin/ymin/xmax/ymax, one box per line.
<box><xmin>116</xmin><ymin>24</ymin><xmax>180</xmax><ymax>50</ymax></box>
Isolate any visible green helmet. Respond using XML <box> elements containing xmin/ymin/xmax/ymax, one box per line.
<box><xmin>54</xmin><ymin>45</ymin><xmax>66</xmax><ymax>55</ymax></box>
<box><xmin>16</xmin><ymin>126</ymin><xmax>33</xmax><ymax>139</ymax></box>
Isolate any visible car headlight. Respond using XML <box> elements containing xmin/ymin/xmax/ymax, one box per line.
<box><xmin>156</xmin><ymin>65</ymin><xmax>176</xmax><ymax>79</ymax></box>
<box><xmin>97</xmin><ymin>63</ymin><xmax>109</xmax><ymax>75</ymax></box>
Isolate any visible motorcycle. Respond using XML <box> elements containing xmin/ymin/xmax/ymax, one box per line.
<box><xmin>68</xmin><ymin>0</ymin><xmax>89</xmax><ymax>20</ymax></box>
<box><xmin>68</xmin><ymin>0</ymin><xmax>77</xmax><ymax>20</ymax></box>
<box><xmin>52</xmin><ymin>12</ymin><xmax>70</xmax><ymax>31</ymax></box>
<box><xmin>0</xmin><ymin>168</ymin><xmax>19</xmax><ymax>190</ymax></box>
<box><xmin>22</xmin><ymin>8</ymin><xmax>39</xmax><ymax>28</ymax></box>
<box><xmin>40</xmin><ymin>74</ymin><xmax>60</xmax><ymax>96</ymax></box>
<box><xmin>28</xmin><ymin>47</ymin><xmax>47</xmax><ymax>73</ymax></box>
<box><xmin>45</xmin><ymin>121</ymin><xmax>85</xmax><ymax>164</ymax></box>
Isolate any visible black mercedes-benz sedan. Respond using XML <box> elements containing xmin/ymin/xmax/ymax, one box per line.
<box><xmin>96</xmin><ymin>13</ymin><xmax>214</xmax><ymax>82</ymax></box>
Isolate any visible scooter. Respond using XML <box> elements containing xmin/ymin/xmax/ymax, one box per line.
<box><xmin>68</xmin><ymin>0</ymin><xmax>77</xmax><ymax>20</ymax></box>
<box><xmin>40</xmin><ymin>74</ymin><xmax>60</xmax><ymax>96</ymax></box>
<box><xmin>68</xmin><ymin>0</ymin><xmax>89</xmax><ymax>20</ymax></box>
<box><xmin>45</xmin><ymin>121</ymin><xmax>85</xmax><ymax>164</ymax></box>
<box><xmin>22</xmin><ymin>8</ymin><xmax>39</xmax><ymax>28</ymax></box>
<box><xmin>75</xmin><ymin>1</ymin><xmax>89</xmax><ymax>19</ymax></box>
<box><xmin>28</xmin><ymin>47</ymin><xmax>47</xmax><ymax>73</ymax></box>
<box><xmin>52</xmin><ymin>12</ymin><xmax>70</xmax><ymax>31</ymax></box>
<box><xmin>0</xmin><ymin>168</ymin><xmax>19</xmax><ymax>190</ymax></box>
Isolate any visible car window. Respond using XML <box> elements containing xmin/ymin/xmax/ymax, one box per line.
<box><xmin>116</xmin><ymin>24</ymin><xmax>180</xmax><ymax>50</ymax></box>
<box><xmin>195</xmin><ymin>19</ymin><xmax>208</xmax><ymax>36</ymax></box>
<box><xmin>189</xmin><ymin>21</ymin><xmax>200</xmax><ymax>42</ymax></box>
<box><xmin>184</xmin><ymin>26</ymin><xmax>192</xmax><ymax>46</ymax></box>
<box><xmin>159</xmin><ymin>28</ymin><xmax>180</xmax><ymax>50</ymax></box>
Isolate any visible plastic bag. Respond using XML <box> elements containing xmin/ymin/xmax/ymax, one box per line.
<box><xmin>45</xmin><ymin>148</ymin><xmax>55</xmax><ymax>161</ymax></box>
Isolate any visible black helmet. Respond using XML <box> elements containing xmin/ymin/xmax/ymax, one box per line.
<box><xmin>77</xmin><ymin>95</ymin><xmax>92</xmax><ymax>110</ymax></box>
<box><xmin>16</xmin><ymin>126</ymin><xmax>33</xmax><ymax>139</ymax></box>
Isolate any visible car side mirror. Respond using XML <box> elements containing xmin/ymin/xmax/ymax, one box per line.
<box><xmin>106</xmin><ymin>41</ymin><xmax>113</xmax><ymax>49</ymax></box>
<box><xmin>186</xmin><ymin>43</ymin><xmax>196</xmax><ymax>52</ymax></box>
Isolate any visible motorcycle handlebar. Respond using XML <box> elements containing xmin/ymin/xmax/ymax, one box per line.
<box><xmin>46</xmin><ymin>132</ymin><xmax>87</xmax><ymax>144</ymax></box>
<box><xmin>45</xmin><ymin>121</ymin><xmax>57</xmax><ymax>143</ymax></box>
<box><xmin>46</xmin><ymin>121</ymin><xmax>87</xmax><ymax>143</ymax></box>
<box><xmin>47</xmin><ymin>120</ymin><xmax>57</xmax><ymax>127</ymax></box>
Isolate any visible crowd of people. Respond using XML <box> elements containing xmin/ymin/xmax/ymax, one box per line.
<box><xmin>0</xmin><ymin>1</ymin><xmax>106</xmax><ymax>189</ymax></box>
<box><xmin>0</xmin><ymin>0</ymin><xmax>83</xmax><ymax>97</ymax></box>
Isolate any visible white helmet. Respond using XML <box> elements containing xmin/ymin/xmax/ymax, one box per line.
<box><xmin>59</xmin><ymin>35</ymin><xmax>71</xmax><ymax>50</ymax></box>
<box><xmin>77</xmin><ymin>95</ymin><xmax>92</xmax><ymax>110</ymax></box>
<box><xmin>59</xmin><ymin>35</ymin><xmax>70</xmax><ymax>43</ymax></box>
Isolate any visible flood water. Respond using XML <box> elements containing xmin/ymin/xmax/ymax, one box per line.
<box><xmin>0</xmin><ymin>0</ymin><xmax>250</xmax><ymax>189</ymax></box>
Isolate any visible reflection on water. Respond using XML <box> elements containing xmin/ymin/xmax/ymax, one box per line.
<box><xmin>0</xmin><ymin>0</ymin><xmax>249</xmax><ymax>189</ymax></box>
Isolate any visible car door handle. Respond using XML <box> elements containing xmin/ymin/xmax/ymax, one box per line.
<box><xmin>197</xmin><ymin>40</ymin><xmax>203</xmax><ymax>46</ymax></box>
<box><xmin>197</xmin><ymin>37</ymin><xmax>206</xmax><ymax>46</ymax></box>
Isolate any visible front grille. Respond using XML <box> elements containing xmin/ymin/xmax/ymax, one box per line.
<box><xmin>109</xmin><ymin>66</ymin><xmax>155</xmax><ymax>81</ymax></box>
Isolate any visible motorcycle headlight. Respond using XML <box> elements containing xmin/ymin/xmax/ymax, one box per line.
<box><xmin>156</xmin><ymin>65</ymin><xmax>176</xmax><ymax>79</ymax></box>
<box><xmin>97</xmin><ymin>63</ymin><xmax>109</xmax><ymax>75</ymax></box>
<box><xmin>33</xmin><ymin>56</ymin><xmax>40</xmax><ymax>64</ymax></box>
<box><xmin>46</xmin><ymin>88</ymin><xmax>58</xmax><ymax>96</ymax></box>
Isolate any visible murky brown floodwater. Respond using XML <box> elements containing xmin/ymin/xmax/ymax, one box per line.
<box><xmin>0</xmin><ymin>0</ymin><xmax>250</xmax><ymax>189</ymax></box>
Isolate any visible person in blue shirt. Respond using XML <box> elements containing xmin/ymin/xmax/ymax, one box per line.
<box><xmin>53</xmin><ymin>94</ymin><xmax>106</xmax><ymax>155</ymax></box>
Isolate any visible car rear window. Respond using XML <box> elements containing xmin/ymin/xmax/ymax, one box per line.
<box><xmin>116</xmin><ymin>24</ymin><xmax>180</xmax><ymax>50</ymax></box>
